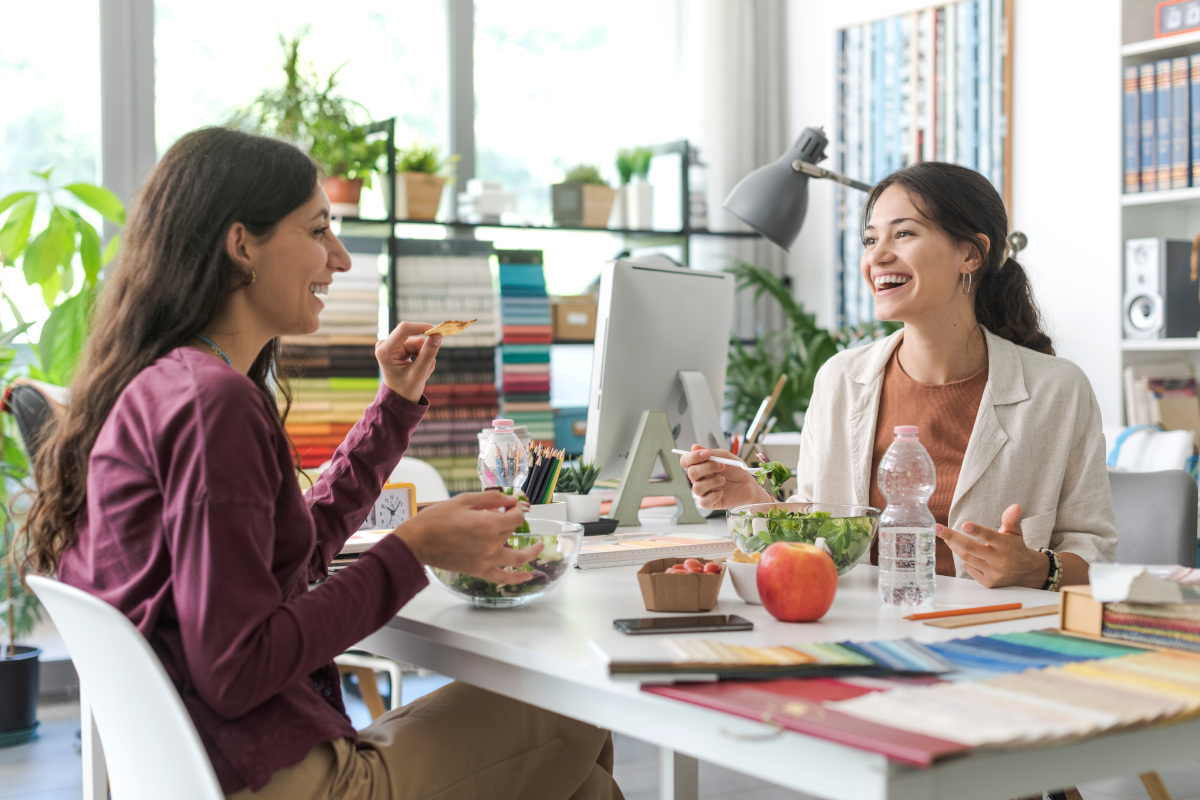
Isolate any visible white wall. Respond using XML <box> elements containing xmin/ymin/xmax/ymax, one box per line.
<box><xmin>785</xmin><ymin>0</ymin><xmax>1124</xmax><ymax>424</ymax></box>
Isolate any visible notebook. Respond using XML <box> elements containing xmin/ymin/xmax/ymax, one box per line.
<box><xmin>576</xmin><ymin>532</ymin><xmax>735</xmax><ymax>569</ymax></box>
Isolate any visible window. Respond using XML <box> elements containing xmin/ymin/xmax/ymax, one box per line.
<box><xmin>474</xmin><ymin>1</ymin><xmax>689</xmax><ymax>295</ymax></box>
<box><xmin>0</xmin><ymin>2</ymin><xmax>101</xmax><ymax>330</ymax></box>
<box><xmin>154</xmin><ymin>1</ymin><xmax>448</xmax><ymax>219</ymax></box>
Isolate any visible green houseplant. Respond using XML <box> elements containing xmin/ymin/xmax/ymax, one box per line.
<box><xmin>391</xmin><ymin>141</ymin><xmax>458</xmax><ymax>222</ymax></box>
<box><xmin>552</xmin><ymin>164</ymin><xmax>616</xmax><ymax>229</ymax></box>
<box><xmin>0</xmin><ymin>168</ymin><xmax>124</xmax><ymax>746</ymax></box>
<box><xmin>555</xmin><ymin>458</ymin><xmax>604</xmax><ymax>524</ymax></box>
<box><xmin>231</xmin><ymin>28</ymin><xmax>381</xmax><ymax>214</ymax></box>
<box><xmin>724</xmin><ymin>261</ymin><xmax>899</xmax><ymax>434</ymax></box>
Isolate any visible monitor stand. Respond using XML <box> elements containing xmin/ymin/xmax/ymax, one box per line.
<box><xmin>609</xmin><ymin>410</ymin><xmax>706</xmax><ymax>526</ymax></box>
<box><xmin>676</xmin><ymin>370</ymin><xmax>725</xmax><ymax>452</ymax></box>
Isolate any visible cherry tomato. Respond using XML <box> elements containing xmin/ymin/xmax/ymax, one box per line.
<box><xmin>683</xmin><ymin>558</ymin><xmax>704</xmax><ymax>573</ymax></box>
<box><xmin>703</xmin><ymin>562</ymin><xmax>722</xmax><ymax>574</ymax></box>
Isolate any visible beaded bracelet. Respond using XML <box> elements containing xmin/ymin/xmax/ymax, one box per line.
<box><xmin>1038</xmin><ymin>547</ymin><xmax>1063</xmax><ymax>592</ymax></box>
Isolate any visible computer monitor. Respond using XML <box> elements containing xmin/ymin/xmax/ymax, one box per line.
<box><xmin>583</xmin><ymin>258</ymin><xmax>734</xmax><ymax>482</ymax></box>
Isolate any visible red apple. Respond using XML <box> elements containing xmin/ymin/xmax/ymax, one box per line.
<box><xmin>756</xmin><ymin>542</ymin><xmax>838</xmax><ymax>622</ymax></box>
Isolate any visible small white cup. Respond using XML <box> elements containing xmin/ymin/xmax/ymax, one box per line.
<box><xmin>726</xmin><ymin>560</ymin><xmax>761</xmax><ymax>605</ymax></box>
<box><xmin>526</xmin><ymin>501</ymin><xmax>567</xmax><ymax>522</ymax></box>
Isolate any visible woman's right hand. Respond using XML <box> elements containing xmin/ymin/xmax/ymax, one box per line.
<box><xmin>394</xmin><ymin>492</ymin><xmax>543</xmax><ymax>585</ymax></box>
<box><xmin>679</xmin><ymin>444</ymin><xmax>773</xmax><ymax>510</ymax></box>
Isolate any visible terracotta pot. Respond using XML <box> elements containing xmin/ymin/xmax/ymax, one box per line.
<box><xmin>394</xmin><ymin>173</ymin><xmax>446</xmax><ymax>221</ymax></box>
<box><xmin>323</xmin><ymin>176</ymin><xmax>363</xmax><ymax>216</ymax></box>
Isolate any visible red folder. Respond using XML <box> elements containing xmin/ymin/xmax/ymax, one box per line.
<box><xmin>644</xmin><ymin>678</ymin><xmax>971</xmax><ymax>766</ymax></box>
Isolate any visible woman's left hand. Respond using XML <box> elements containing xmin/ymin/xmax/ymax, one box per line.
<box><xmin>936</xmin><ymin>503</ymin><xmax>1051</xmax><ymax>589</ymax></box>
<box><xmin>376</xmin><ymin>321</ymin><xmax>441</xmax><ymax>403</ymax></box>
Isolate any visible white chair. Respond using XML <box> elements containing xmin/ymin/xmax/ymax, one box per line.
<box><xmin>26</xmin><ymin>576</ymin><xmax>223</xmax><ymax>800</ymax></box>
<box><xmin>388</xmin><ymin>456</ymin><xmax>450</xmax><ymax>502</ymax></box>
<box><xmin>1108</xmin><ymin>469</ymin><xmax>1198</xmax><ymax>567</ymax></box>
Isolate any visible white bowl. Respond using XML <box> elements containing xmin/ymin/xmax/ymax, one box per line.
<box><xmin>726</xmin><ymin>560</ymin><xmax>761</xmax><ymax>605</ymax></box>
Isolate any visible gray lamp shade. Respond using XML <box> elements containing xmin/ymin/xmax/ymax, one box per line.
<box><xmin>722</xmin><ymin>127</ymin><xmax>832</xmax><ymax>253</ymax></box>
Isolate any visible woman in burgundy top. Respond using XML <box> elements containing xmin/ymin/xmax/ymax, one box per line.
<box><xmin>21</xmin><ymin>128</ymin><xmax>622</xmax><ymax>799</ymax></box>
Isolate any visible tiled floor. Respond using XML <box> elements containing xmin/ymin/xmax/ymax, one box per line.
<box><xmin>4</xmin><ymin>675</ymin><xmax>1200</xmax><ymax>800</ymax></box>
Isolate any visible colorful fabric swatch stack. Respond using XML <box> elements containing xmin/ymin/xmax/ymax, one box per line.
<box><xmin>281</xmin><ymin>248</ymin><xmax>383</xmax><ymax>468</ymax></box>
<box><xmin>393</xmin><ymin>239</ymin><xmax>499</xmax><ymax>494</ymax></box>
<box><xmin>497</xmin><ymin>250</ymin><xmax>554</xmax><ymax>444</ymax></box>
<box><xmin>644</xmin><ymin>630</ymin><xmax>1200</xmax><ymax>766</ymax></box>
<box><xmin>1102</xmin><ymin>601</ymin><xmax>1200</xmax><ymax>653</ymax></box>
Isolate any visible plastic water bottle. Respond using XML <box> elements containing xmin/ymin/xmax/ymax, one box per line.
<box><xmin>477</xmin><ymin>418</ymin><xmax>530</xmax><ymax>491</ymax></box>
<box><xmin>877</xmin><ymin>425</ymin><xmax>937</xmax><ymax>607</ymax></box>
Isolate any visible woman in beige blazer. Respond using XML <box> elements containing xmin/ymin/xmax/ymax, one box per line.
<box><xmin>683</xmin><ymin>162</ymin><xmax>1117</xmax><ymax>590</ymax></box>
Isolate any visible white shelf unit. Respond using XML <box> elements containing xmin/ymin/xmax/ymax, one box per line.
<box><xmin>1119</xmin><ymin>6</ymin><xmax>1200</xmax><ymax>425</ymax></box>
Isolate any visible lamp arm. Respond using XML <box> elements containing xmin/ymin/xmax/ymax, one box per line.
<box><xmin>790</xmin><ymin>160</ymin><xmax>874</xmax><ymax>193</ymax></box>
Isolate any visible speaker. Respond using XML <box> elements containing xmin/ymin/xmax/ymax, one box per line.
<box><xmin>1123</xmin><ymin>238</ymin><xmax>1200</xmax><ymax>339</ymax></box>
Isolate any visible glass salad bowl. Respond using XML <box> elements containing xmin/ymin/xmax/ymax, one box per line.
<box><xmin>726</xmin><ymin>502</ymin><xmax>880</xmax><ymax>576</ymax></box>
<box><xmin>428</xmin><ymin>519</ymin><xmax>584</xmax><ymax>608</ymax></box>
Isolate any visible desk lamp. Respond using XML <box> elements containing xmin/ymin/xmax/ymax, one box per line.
<box><xmin>723</xmin><ymin>126</ymin><xmax>869</xmax><ymax>252</ymax></box>
<box><xmin>724</xmin><ymin>126</ymin><xmax>1028</xmax><ymax>260</ymax></box>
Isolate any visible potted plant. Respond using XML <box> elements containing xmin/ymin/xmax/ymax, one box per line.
<box><xmin>554</xmin><ymin>458</ymin><xmax>604</xmax><ymax>523</ymax></box>
<box><xmin>723</xmin><ymin>261</ymin><xmax>899</xmax><ymax>433</ymax></box>
<box><xmin>309</xmin><ymin>119</ymin><xmax>386</xmax><ymax>216</ymax></box>
<box><xmin>0</xmin><ymin>168</ymin><xmax>123</xmax><ymax>746</ymax></box>
<box><xmin>552</xmin><ymin>164</ymin><xmax>617</xmax><ymax>229</ymax></box>
<box><xmin>230</xmin><ymin>28</ymin><xmax>381</xmax><ymax>215</ymax></box>
<box><xmin>392</xmin><ymin>142</ymin><xmax>458</xmax><ymax>222</ymax></box>
<box><xmin>610</xmin><ymin>147</ymin><xmax>654</xmax><ymax>230</ymax></box>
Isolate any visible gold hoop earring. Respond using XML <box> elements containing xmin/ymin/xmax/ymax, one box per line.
<box><xmin>245</xmin><ymin>270</ymin><xmax>256</xmax><ymax>287</ymax></box>
<box><xmin>961</xmin><ymin>271</ymin><xmax>972</xmax><ymax>295</ymax></box>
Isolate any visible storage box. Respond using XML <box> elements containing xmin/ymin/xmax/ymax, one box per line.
<box><xmin>637</xmin><ymin>558</ymin><xmax>725</xmax><ymax>612</ymax></box>
<box><xmin>554</xmin><ymin>406</ymin><xmax>588</xmax><ymax>455</ymax></box>
<box><xmin>552</xmin><ymin>296</ymin><xmax>597</xmax><ymax>341</ymax></box>
<box><xmin>1059</xmin><ymin>585</ymin><xmax>1104</xmax><ymax>637</ymax></box>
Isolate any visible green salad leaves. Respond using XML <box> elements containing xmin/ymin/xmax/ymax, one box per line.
<box><xmin>729</xmin><ymin>507</ymin><xmax>876</xmax><ymax>573</ymax></box>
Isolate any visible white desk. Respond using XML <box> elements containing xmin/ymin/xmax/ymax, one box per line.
<box><xmin>358</xmin><ymin>514</ymin><xmax>1200</xmax><ymax>800</ymax></box>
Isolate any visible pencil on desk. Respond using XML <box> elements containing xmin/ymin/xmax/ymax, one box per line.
<box><xmin>904</xmin><ymin>602</ymin><xmax>1022</xmax><ymax>621</ymax></box>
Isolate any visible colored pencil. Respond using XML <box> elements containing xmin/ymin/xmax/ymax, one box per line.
<box><xmin>904</xmin><ymin>603</ymin><xmax>1022</xmax><ymax>621</ymax></box>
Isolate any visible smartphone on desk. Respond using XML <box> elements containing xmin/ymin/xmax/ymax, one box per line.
<box><xmin>613</xmin><ymin>614</ymin><xmax>754</xmax><ymax>635</ymax></box>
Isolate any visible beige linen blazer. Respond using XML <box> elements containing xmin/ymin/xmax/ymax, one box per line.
<box><xmin>791</xmin><ymin>327</ymin><xmax>1118</xmax><ymax>577</ymax></box>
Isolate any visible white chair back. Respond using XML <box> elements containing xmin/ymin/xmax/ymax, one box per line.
<box><xmin>389</xmin><ymin>456</ymin><xmax>451</xmax><ymax>502</ymax></box>
<box><xmin>1108</xmin><ymin>469</ymin><xmax>1199</xmax><ymax>567</ymax></box>
<box><xmin>26</xmin><ymin>576</ymin><xmax>223</xmax><ymax>800</ymax></box>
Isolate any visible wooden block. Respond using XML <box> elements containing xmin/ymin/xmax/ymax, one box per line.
<box><xmin>1059</xmin><ymin>584</ymin><xmax>1104</xmax><ymax>637</ymax></box>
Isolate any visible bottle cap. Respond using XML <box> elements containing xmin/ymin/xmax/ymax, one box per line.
<box><xmin>492</xmin><ymin>418</ymin><xmax>514</xmax><ymax>428</ymax></box>
<box><xmin>894</xmin><ymin>425</ymin><xmax>919</xmax><ymax>435</ymax></box>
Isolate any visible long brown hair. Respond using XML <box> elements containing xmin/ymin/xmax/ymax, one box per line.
<box><xmin>862</xmin><ymin>161</ymin><xmax>1054</xmax><ymax>355</ymax></box>
<box><xmin>22</xmin><ymin>127</ymin><xmax>318</xmax><ymax>575</ymax></box>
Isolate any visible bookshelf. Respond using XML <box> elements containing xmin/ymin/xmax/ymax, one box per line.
<box><xmin>1119</xmin><ymin>3</ymin><xmax>1200</xmax><ymax>425</ymax></box>
<box><xmin>331</xmin><ymin>118</ymin><xmax>757</xmax><ymax>488</ymax></box>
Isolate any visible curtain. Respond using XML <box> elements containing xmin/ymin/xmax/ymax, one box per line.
<box><xmin>681</xmin><ymin>0</ymin><xmax>791</xmax><ymax>341</ymax></box>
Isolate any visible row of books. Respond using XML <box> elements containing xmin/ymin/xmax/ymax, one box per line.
<box><xmin>394</xmin><ymin>239</ymin><xmax>500</xmax><ymax>494</ymax></box>
<box><xmin>282</xmin><ymin>249</ymin><xmax>383</xmax><ymax>468</ymax></box>
<box><xmin>1123</xmin><ymin>57</ymin><xmax>1200</xmax><ymax>194</ymax></box>
<box><xmin>1121</xmin><ymin>360</ymin><xmax>1200</xmax><ymax>440</ymax></box>
<box><xmin>836</xmin><ymin>0</ymin><xmax>1009</xmax><ymax>327</ymax></box>
<box><xmin>497</xmin><ymin>251</ymin><xmax>554</xmax><ymax>445</ymax></box>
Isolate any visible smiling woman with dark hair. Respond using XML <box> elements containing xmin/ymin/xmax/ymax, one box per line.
<box><xmin>20</xmin><ymin>127</ymin><xmax>622</xmax><ymax>800</ymax></box>
<box><xmin>683</xmin><ymin>161</ymin><xmax>1116</xmax><ymax>591</ymax></box>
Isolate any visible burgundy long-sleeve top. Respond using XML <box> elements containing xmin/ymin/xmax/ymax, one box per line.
<box><xmin>58</xmin><ymin>347</ymin><xmax>430</xmax><ymax>793</ymax></box>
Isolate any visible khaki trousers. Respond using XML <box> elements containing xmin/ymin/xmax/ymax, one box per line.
<box><xmin>228</xmin><ymin>682</ymin><xmax>623</xmax><ymax>800</ymax></box>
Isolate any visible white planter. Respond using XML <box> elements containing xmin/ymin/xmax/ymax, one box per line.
<box><xmin>607</xmin><ymin>182</ymin><xmax>653</xmax><ymax>230</ymax></box>
<box><xmin>557</xmin><ymin>492</ymin><xmax>602</xmax><ymax>524</ymax></box>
